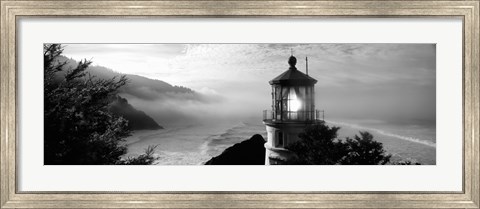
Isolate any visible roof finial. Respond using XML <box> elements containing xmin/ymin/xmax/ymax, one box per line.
<box><xmin>288</xmin><ymin>54</ymin><xmax>297</xmax><ymax>68</ymax></box>
<box><xmin>291</xmin><ymin>48</ymin><xmax>293</xmax><ymax>56</ymax></box>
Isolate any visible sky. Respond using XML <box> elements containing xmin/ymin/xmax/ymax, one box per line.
<box><xmin>62</xmin><ymin>44</ymin><xmax>436</xmax><ymax>127</ymax></box>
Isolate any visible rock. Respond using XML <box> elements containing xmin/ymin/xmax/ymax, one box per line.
<box><xmin>204</xmin><ymin>134</ymin><xmax>266</xmax><ymax>165</ymax></box>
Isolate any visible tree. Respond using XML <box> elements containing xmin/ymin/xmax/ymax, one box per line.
<box><xmin>340</xmin><ymin>132</ymin><xmax>391</xmax><ymax>165</ymax></box>
<box><xmin>392</xmin><ymin>160</ymin><xmax>421</xmax><ymax>165</ymax></box>
<box><xmin>44</xmin><ymin>44</ymin><xmax>157</xmax><ymax>165</ymax></box>
<box><xmin>286</xmin><ymin>121</ymin><xmax>391</xmax><ymax>165</ymax></box>
<box><xmin>117</xmin><ymin>145</ymin><xmax>159</xmax><ymax>165</ymax></box>
<box><xmin>286</xmin><ymin>122</ymin><xmax>347</xmax><ymax>165</ymax></box>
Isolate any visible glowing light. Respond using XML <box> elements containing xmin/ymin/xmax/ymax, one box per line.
<box><xmin>289</xmin><ymin>92</ymin><xmax>302</xmax><ymax>112</ymax></box>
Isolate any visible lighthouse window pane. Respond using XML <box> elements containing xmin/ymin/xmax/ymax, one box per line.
<box><xmin>281</xmin><ymin>86</ymin><xmax>289</xmax><ymax>120</ymax></box>
<box><xmin>307</xmin><ymin>86</ymin><xmax>313</xmax><ymax>119</ymax></box>
<box><xmin>311</xmin><ymin>86</ymin><xmax>315</xmax><ymax>120</ymax></box>
<box><xmin>288</xmin><ymin>87</ymin><xmax>299</xmax><ymax>120</ymax></box>
<box><xmin>274</xmin><ymin>85</ymin><xmax>282</xmax><ymax>120</ymax></box>
<box><xmin>272</xmin><ymin>86</ymin><xmax>276</xmax><ymax>115</ymax></box>
<box><xmin>305</xmin><ymin>86</ymin><xmax>312</xmax><ymax>115</ymax></box>
<box><xmin>299</xmin><ymin>86</ymin><xmax>306</xmax><ymax>116</ymax></box>
<box><xmin>305</xmin><ymin>87</ymin><xmax>310</xmax><ymax>110</ymax></box>
<box><xmin>282</xmin><ymin>86</ymin><xmax>289</xmax><ymax>99</ymax></box>
<box><xmin>298</xmin><ymin>86</ymin><xmax>305</xmax><ymax>100</ymax></box>
<box><xmin>311</xmin><ymin>86</ymin><xmax>315</xmax><ymax>108</ymax></box>
<box><xmin>275</xmin><ymin>85</ymin><xmax>282</xmax><ymax>100</ymax></box>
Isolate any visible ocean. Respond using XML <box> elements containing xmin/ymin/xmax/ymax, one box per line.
<box><xmin>123</xmin><ymin>119</ymin><xmax>435</xmax><ymax>165</ymax></box>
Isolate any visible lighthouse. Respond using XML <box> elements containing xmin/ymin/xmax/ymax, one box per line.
<box><xmin>262</xmin><ymin>55</ymin><xmax>320</xmax><ymax>165</ymax></box>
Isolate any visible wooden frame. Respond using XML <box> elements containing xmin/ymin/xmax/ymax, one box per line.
<box><xmin>1</xmin><ymin>0</ymin><xmax>479</xmax><ymax>208</ymax></box>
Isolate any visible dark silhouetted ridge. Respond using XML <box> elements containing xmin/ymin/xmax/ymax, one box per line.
<box><xmin>204</xmin><ymin>134</ymin><xmax>266</xmax><ymax>165</ymax></box>
<box><xmin>109</xmin><ymin>96</ymin><xmax>163</xmax><ymax>130</ymax></box>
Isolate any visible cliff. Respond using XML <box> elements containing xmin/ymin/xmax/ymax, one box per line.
<box><xmin>204</xmin><ymin>134</ymin><xmax>266</xmax><ymax>165</ymax></box>
<box><xmin>55</xmin><ymin>56</ymin><xmax>195</xmax><ymax>100</ymax></box>
<box><xmin>109</xmin><ymin>96</ymin><xmax>163</xmax><ymax>130</ymax></box>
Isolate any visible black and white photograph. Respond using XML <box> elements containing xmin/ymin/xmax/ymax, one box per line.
<box><xmin>43</xmin><ymin>43</ymin><xmax>436</xmax><ymax>165</ymax></box>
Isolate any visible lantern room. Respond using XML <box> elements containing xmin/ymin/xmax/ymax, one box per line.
<box><xmin>265</xmin><ymin>55</ymin><xmax>317</xmax><ymax>122</ymax></box>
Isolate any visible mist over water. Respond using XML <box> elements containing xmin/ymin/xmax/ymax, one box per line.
<box><xmin>124</xmin><ymin>117</ymin><xmax>436</xmax><ymax>165</ymax></box>
<box><xmin>122</xmin><ymin>80</ymin><xmax>437</xmax><ymax>165</ymax></box>
<box><xmin>64</xmin><ymin>43</ymin><xmax>436</xmax><ymax>165</ymax></box>
<box><xmin>120</xmin><ymin>80</ymin><xmax>436</xmax><ymax>164</ymax></box>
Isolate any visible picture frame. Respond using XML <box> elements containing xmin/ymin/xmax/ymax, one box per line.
<box><xmin>1</xmin><ymin>0</ymin><xmax>479</xmax><ymax>208</ymax></box>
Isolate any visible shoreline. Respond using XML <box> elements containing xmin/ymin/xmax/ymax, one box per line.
<box><xmin>123</xmin><ymin>121</ymin><xmax>436</xmax><ymax>165</ymax></box>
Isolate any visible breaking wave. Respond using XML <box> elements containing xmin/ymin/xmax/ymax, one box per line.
<box><xmin>326</xmin><ymin>120</ymin><xmax>436</xmax><ymax>148</ymax></box>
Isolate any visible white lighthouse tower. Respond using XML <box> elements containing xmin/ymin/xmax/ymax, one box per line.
<box><xmin>262</xmin><ymin>55</ymin><xmax>320</xmax><ymax>165</ymax></box>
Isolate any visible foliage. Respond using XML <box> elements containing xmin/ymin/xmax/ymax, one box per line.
<box><xmin>392</xmin><ymin>160</ymin><xmax>421</xmax><ymax>165</ymax></box>
<box><xmin>286</xmin><ymin>122</ymin><xmax>346</xmax><ymax>165</ymax></box>
<box><xmin>117</xmin><ymin>145</ymin><xmax>160</xmax><ymax>165</ymax></box>
<box><xmin>287</xmin><ymin>121</ymin><xmax>392</xmax><ymax>165</ymax></box>
<box><xmin>44</xmin><ymin>44</ymin><xmax>156</xmax><ymax>165</ymax></box>
<box><xmin>340</xmin><ymin>132</ymin><xmax>391</xmax><ymax>165</ymax></box>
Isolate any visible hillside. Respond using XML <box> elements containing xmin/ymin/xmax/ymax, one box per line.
<box><xmin>52</xmin><ymin>56</ymin><xmax>203</xmax><ymax>128</ymax></box>
<box><xmin>55</xmin><ymin>56</ymin><xmax>195</xmax><ymax>101</ymax></box>
<box><xmin>54</xmin><ymin>56</ymin><xmax>217</xmax><ymax>126</ymax></box>
<box><xmin>204</xmin><ymin>134</ymin><xmax>266</xmax><ymax>165</ymax></box>
<box><xmin>109</xmin><ymin>96</ymin><xmax>163</xmax><ymax>130</ymax></box>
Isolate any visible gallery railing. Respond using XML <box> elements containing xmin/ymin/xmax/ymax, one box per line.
<box><xmin>263</xmin><ymin>109</ymin><xmax>324</xmax><ymax>122</ymax></box>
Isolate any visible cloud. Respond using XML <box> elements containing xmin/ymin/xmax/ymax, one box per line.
<box><xmin>62</xmin><ymin>43</ymin><xmax>436</xmax><ymax>128</ymax></box>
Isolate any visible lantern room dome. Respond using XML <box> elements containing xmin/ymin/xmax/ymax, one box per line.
<box><xmin>269</xmin><ymin>55</ymin><xmax>317</xmax><ymax>86</ymax></box>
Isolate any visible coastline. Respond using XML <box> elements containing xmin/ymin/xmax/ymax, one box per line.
<box><xmin>123</xmin><ymin>120</ymin><xmax>436</xmax><ymax>165</ymax></box>
<box><xmin>329</xmin><ymin>121</ymin><xmax>435</xmax><ymax>164</ymax></box>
